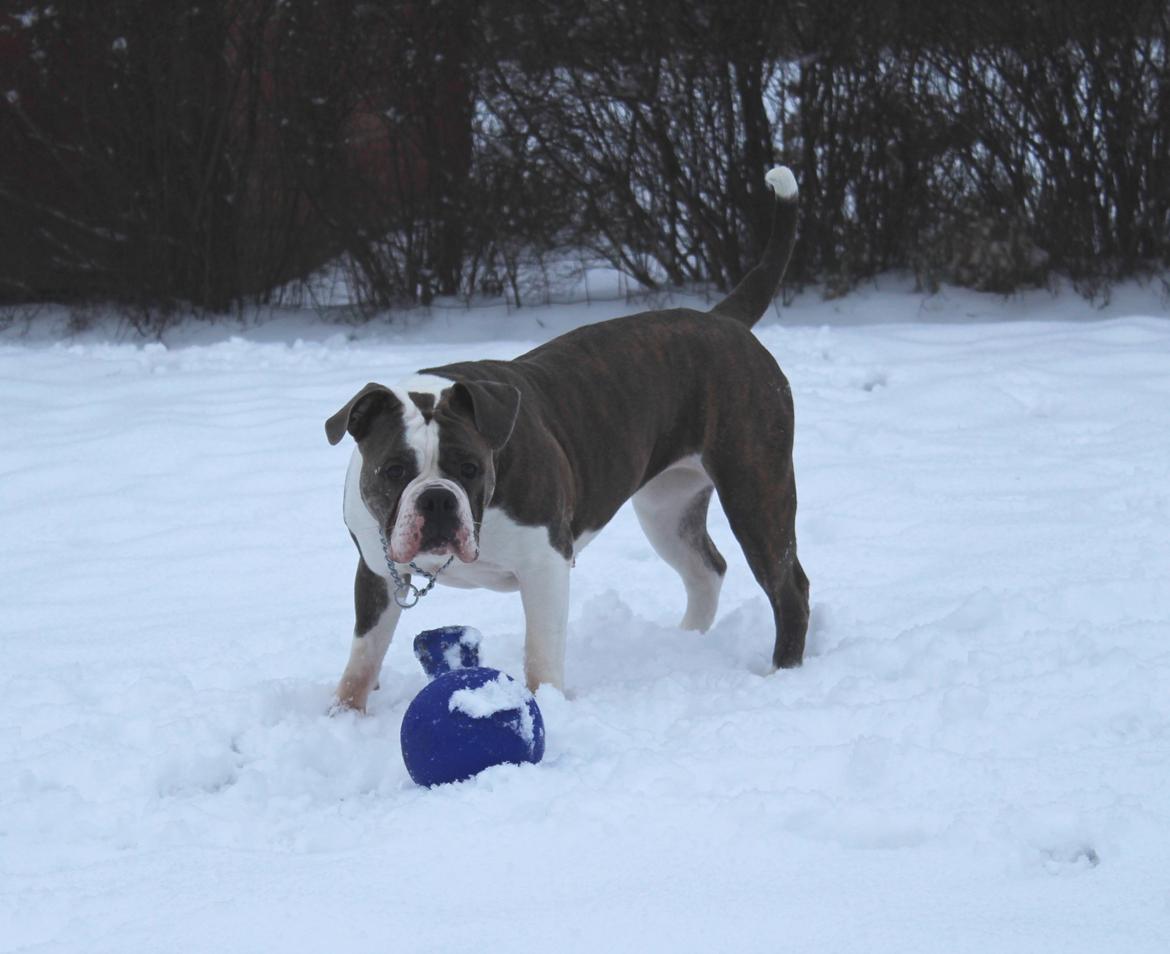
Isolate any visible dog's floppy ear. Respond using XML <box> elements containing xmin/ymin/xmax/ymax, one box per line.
<box><xmin>325</xmin><ymin>383</ymin><xmax>400</xmax><ymax>445</ymax></box>
<box><xmin>448</xmin><ymin>380</ymin><xmax>521</xmax><ymax>450</ymax></box>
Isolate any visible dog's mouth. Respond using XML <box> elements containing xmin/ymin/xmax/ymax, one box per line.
<box><xmin>389</xmin><ymin>524</ymin><xmax>478</xmax><ymax>565</ymax></box>
<box><xmin>418</xmin><ymin>528</ymin><xmax>476</xmax><ymax>561</ymax></box>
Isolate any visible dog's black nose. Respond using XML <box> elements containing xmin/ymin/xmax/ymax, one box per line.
<box><xmin>418</xmin><ymin>486</ymin><xmax>458</xmax><ymax>515</ymax></box>
<box><xmin>418</xmin><ymin>486</ymin><xmax>461</xmax><ymax>546</ymax></box>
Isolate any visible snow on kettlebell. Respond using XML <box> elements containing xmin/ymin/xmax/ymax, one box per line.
<box><xmin>401</xmin><ymin>626</ymin><xmax>545</xmax><ymax>787</ymax></box>
<box><xmin>412</xmin><ymin>625</ymin><xmax>484</xmax><ymax>679</ymax></box>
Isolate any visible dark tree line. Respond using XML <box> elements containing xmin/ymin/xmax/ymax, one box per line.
<box><xmin>1</xmin><ymin>0</ymin><xmax>1167</xmax><ymax>317</ymax></box>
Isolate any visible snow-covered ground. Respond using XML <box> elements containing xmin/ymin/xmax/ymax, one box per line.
<box><xmin>3</xmin><ymin>280</ymin><xmax>1169</xmax><ymax>953</ymax></box>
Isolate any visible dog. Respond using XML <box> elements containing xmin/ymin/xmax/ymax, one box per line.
<box><xmin>326</xmin><ymin>166</ymin><xmax>809</xmax><ymax>711</ymax></box>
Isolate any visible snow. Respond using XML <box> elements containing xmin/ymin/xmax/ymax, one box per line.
<box><xmin>2</xmin><ymin>279</ymin><xmax>1170</xmax><ymax>952</ymax></box>
<box><xmin>442</xmin><ymin>625</ymin><xmax>482</xmax><ymax>673</ymax></box>
<box><xmin>448</xmin><ymin>673</ymin><xmax>537</xmax><ymax>751</ymax></box>
<box><xmin>766</xmin><ymin>165</ymin><xmax>798</xmax><ymax>198</ymax></box>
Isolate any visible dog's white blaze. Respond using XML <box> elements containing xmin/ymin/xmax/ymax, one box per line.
<box><xmin>391</xmin><ymin>374</ymin><xmax>452</xmax><ymax>478</ymax></box>
<box><xmin>388</xmin><ymin>385</ymin><xmax>437</xmax><ymax>476</ymax></box>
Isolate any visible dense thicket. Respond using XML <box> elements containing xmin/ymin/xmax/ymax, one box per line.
<box><xmin>1</xmin><ymin>0</ymin><xmax>1167</xmax><ymax>315</ymax></box>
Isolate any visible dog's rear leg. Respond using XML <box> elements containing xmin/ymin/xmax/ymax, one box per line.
<box><xmin>632</xmin><ymin>460</ymin><xmax>726</xmax><ymax>632</ymax></box>
<box><xmin>334</xmin><ymin>557</ymin><xmax>403</xmax><ymax>712</ymax></box>
<box><xmin>705</xmin><ymin>433</ymin><xmax>809</xmax><ymax>670</ymax></box>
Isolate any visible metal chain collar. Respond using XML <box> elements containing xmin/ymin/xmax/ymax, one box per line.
<box><xmin>379</xmin><ymin>528</ymin><xmax>454</xmax><ymax>609</ymax></box>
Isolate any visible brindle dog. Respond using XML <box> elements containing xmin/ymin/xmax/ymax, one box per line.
<box><xmin>326</xmin><ymin>166</ymin><xmax>808</xmax><ymax>710</ymax></box>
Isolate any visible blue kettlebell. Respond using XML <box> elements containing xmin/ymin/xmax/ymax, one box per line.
<box><xmin>401</xmin><ymin>626</ymin><xmax>545</xmax><ymax>787</ymax></box>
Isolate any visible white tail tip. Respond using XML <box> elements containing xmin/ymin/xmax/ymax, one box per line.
<box><xmin>765</xmin><ymin>166</ymin><xmax>798</xmax><ymax>200</ymax></box>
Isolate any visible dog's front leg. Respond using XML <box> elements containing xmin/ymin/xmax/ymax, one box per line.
<box><xmin>334</xmin><ymin>557</ymin><xmax>403</xmax><ymax>713</ymax></box>
<box><xmin>518</xmin><ymin>553</ymin><xmax>571</xmax><ymax>693</ymax></box>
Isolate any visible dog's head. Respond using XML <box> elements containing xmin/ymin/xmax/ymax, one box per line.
<box><xmin>326</xmin><ymin>376</ymin><xmax>520</xmax><ymax>566</ymax></box>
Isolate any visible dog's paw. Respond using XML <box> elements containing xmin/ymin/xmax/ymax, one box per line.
<box><xmin>766</xmin><ymin>165</ymin><xmax>798</xmax><ymax>200</ymax></box>
<box><xmin>328</xmin><ymin>696</ymin><xmax>366</xmax><ymax>717</ymax></box>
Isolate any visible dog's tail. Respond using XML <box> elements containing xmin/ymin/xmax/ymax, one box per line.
<box><xmin>709</xmin><ymin>166</ymin><xmax>799</xmax><ymax>327</ymax></box>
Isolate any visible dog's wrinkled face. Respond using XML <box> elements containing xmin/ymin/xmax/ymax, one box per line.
<box><xmin>326</xmin><ymin>376</ymin><xmax>520</xmax><ymax>567</ymax></box>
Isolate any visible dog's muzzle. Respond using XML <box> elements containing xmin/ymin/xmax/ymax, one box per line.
<box><xmin>388</xmin><ymin>478</ymin><xmax>478</xmax><ymax>564</ymax></box>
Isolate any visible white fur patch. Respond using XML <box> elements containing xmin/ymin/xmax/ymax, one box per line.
<box><xmin>766</xmin><ymin>165</ymin><xmax>798</xmax><ymax>200</ymax></box>
<box><xmin>390</xmin><ymin>387</ymin><xmax>436</xmax><ymax>473</ymax></box>
<box><xmin>397</xmin><ymin>373</ymin><xmax>452</xmax><ymax>396</ymax></box>
<box><xmin>386</xmin><ymin>374</ymin><xmax>452</xmax><ymax>485</ymax></box>
<box><xmin>420</xmin><ymin>509</ymin><xmax>560</xmax><ymax>590</ymax></box>
<box><xmin>632</xmin><ymin>454</ymin><xmax>722</xmax><ymax>632</ymax></box>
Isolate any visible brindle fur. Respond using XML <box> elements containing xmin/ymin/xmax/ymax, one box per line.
<box><xmin>422</xmin><ymin>307</ymin><xmax>809</xmax><ymax>669</ymax></box>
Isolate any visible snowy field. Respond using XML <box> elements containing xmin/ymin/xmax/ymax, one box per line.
<box><xmin>3</xmin><ymin>280</ymin><xmax>1170</xmax><ymax>952</ymax></box>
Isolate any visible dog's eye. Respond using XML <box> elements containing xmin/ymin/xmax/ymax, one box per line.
<box><xmin>460</xmin><ymin>462</ymin><xmax>480</xmax><ymax>480</ymax></box>
<box><xmin>381</xmin><ymin>463</ymin><xmax>406</xmax><ymax>481</ymax></box>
